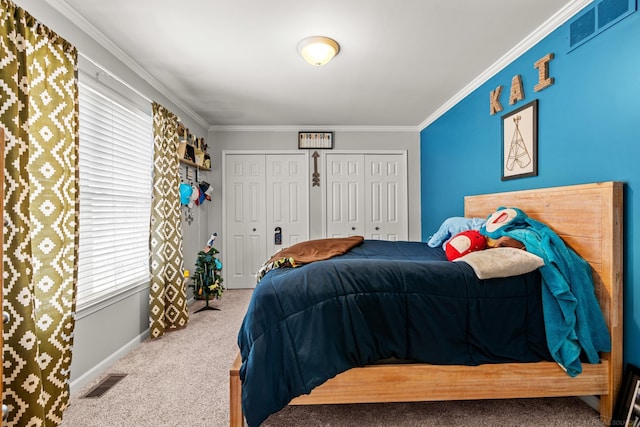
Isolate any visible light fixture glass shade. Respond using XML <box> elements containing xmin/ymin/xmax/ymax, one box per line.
<box><xmin>297</xmin><ymin>36</ymin><xmax>340</xmax><ymax>66</ymax></box>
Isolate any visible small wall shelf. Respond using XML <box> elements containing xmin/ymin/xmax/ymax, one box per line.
<box><xmin>177</xmin><ymin>123</ymin><xmax>210</xmax><ymax>171</ymax></box>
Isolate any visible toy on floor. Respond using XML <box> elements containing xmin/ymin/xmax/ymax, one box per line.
<box><xmin>189</xmin><ymin>232</ymin><xmax>224</xmax><ymax>312</ymax></box>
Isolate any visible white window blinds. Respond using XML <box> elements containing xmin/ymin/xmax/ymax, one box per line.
<box><xmin>77</xmin><ymin>81</ymin><xmax>153</xmax><ymax>309</ymax></box>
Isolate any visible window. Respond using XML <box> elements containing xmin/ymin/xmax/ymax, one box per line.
<box><xmin>77</xmin><ymin>78</ymin><xmax>153</xmax><ymax>310</ymax></box>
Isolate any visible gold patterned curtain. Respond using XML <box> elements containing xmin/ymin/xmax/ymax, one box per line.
<box><xmin>149</xmin><ymin>102</ymin><xmax>189</xmax><ymax>338</ymax></box>
<box><xmin>1</xmin><ymin>0</ymin><xmax>79</xmax><ymax>425</ymax></box>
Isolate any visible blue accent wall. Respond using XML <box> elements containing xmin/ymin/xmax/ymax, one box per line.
<box><xmin>420</xmin><ymin>9</ymin><xmax>640</xmax><ymax>368</ymax></box>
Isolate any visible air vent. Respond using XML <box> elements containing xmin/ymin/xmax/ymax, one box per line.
<box><xmin>568</xmin><ymin>0</ymin><xmax>636</xmax><ymax>50</ymax></box>
<box><xmin>82</xmin><ymin>374</ymin><xmax>127</xmax><ymax>398</ymax></box>
<box><xmin>598</xmin><ymin>0</ymin><xmax>631</xmax><ymax>28</ymax></box>
<box><xmin>570</xmin><ymin>8</ymin><xmax>596</xmax><ymax>47</ymax></box>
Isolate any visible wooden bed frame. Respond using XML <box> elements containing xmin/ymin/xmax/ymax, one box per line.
<box><xmin>230</xmin><ymin>181</ymin><xmax>624</xmax><ymax>426</ymax></box>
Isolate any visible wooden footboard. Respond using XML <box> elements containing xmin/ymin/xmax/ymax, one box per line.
<box><xmin>230</xmin><ymin>353</ymin><xmax>611</xmax><ymax>426</ymax></box>
<box><xmin>230</xmin><ymin>182</ymin><xmax>623</xmax><ymax>427</ymax></box>
<box><xmin>288</xmin><ymin>361</ymin><xmax>610</xmax><ymax>405</ymax></box>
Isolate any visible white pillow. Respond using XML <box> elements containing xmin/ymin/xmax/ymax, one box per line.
<box><xmin>453</xmin><ymin>247</ymin><xmax>544</xmax><ymax>279</ymax></box>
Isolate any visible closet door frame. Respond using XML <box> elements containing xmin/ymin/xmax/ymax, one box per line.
<box><xmin>222</xmin><ymin>150</ymin><xmax>310</xmax><ymax>288</ymax></box>
<box><xmin>321</xmin><ymin>150</ymin><xmax>408</xmax><ymax>240</ymax></box>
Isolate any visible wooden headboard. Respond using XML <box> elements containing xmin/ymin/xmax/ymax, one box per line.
<box><xmin>465</xmin><ymin>181</ymin><xmax>624</xmax><ymax>420</ymax></box>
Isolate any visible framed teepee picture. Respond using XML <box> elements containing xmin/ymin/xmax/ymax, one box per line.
<box><xmin>501</xmin><ymin>99</ymin><xmax>538</xmax><ymax>180</ymax></box>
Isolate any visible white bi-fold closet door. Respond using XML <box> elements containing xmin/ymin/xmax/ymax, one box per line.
<box><xmin>324</xmin><ymin>152</ymin><xmax>408</xmax><ymax>241</ymax></box>
<box><xmin>223</xmin><ymin>152</ymin><xmax>309</xmax><ymax>289</ymax></box>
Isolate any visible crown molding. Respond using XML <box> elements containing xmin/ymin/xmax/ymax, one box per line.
<box><xmin>418</xmin><ymin>0</ymin><xmax>593</xmax><ymax>131</ymax></box>
<box><xmin>45</xmin><ymin>0</ymin><xmax>591</xmax><ymax>133</ymax></box>
<box><xmin>45</xmin><ymin>0</ymin><xmax>209</xmax><ymax>129</ymax></box>
<box><xmin>208</xmin><ymin>125</ymin><xmax>419</xmax><ymax>132</ymax></box>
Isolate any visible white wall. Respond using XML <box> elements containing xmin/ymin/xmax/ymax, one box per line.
<box><xmin>207</xmin><ymin>129</ymin><xmax>422</xmax><ymax>275</ymax></box>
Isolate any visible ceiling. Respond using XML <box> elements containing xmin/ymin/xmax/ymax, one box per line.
<box><xmin>52</xmin><ymin>0</ymin><xmax>587</xmax><ymax>129</ymax></box>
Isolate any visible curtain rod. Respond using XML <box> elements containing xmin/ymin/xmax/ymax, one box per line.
<box><xmin>78</xmin><ymin>52</ymin><xmax>152</xmax><ymax>104</ymax></box>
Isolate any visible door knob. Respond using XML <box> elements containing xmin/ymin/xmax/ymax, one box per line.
<box><xmin>375</xmin><ymin>226</ymin><xmax>380</xmax><ymax>230</ymax></box>
<box><xmin>351</xmin><ymin>227</ymin><xmax>356</xmax><ymax>231</ymax></box>
<box><xmin>252</xmin><ymin>228</ymin><xmax>256</xmax><ymax>232</ymax></box>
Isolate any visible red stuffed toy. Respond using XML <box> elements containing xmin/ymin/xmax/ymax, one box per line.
<box><xmin>445</xmin><ymin>230</ymin><xmax>487</xmax><ymax>261</ymax></box>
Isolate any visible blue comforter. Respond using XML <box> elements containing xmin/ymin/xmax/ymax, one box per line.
<box><xmin>237</xmin><ymin>240</ymin><xmax>549</xmax><ymax>426</ymax></box>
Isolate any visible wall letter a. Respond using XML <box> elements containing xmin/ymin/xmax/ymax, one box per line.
<box><xmin>509</xmin><ymin>75</ymin><xmax>524</xmax><ymax>105</ymax></box>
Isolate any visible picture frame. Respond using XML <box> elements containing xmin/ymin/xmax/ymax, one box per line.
<box><xmin>501</xmin><ymin>99</ymin><xmax>538</xmax><ymax>180</ymax></box>
<box><xmin>298</xmin><ymin>131</ymin><xmax>333</xmax><ymax>149</ymax></box>
<box><xmin>613</xmin><ymin>364</ymin><xmax>640</xmax><ymax>426</ymax></box>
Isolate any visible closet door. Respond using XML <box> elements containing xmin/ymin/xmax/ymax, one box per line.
<box><xmin>265</xmin><ymin>155</ymin><xmax>308</xmax><ymax>257</ymax></box>
<box><xmin>365</xmin><ymin>154</ymin><xmax>407</xmax><ymax>240</ymax></box>
<box><xmin>225</xmin><ymin>154</ymin><xmax>267</xmax><ymax>289</ymax></box>
<box><xmin>224</xmin><ymin>152</ymin><xmax>309</xmax><ymax>289</ymax></box>
<box><xmin>325</xmin><ymin>152</ymin><xmax>407</xmax><ymax>240</ymax></box>
<box><xmin>325</xmin><ymin>154</ymin><xmax>365</xmax><ymax>237</ymax></box>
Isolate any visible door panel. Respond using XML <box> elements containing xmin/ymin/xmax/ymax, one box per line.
<box><xmin>325</xmin><ymin>154</ymin><xmax>365</xmax><ymax>237</ymax></box>
<box><xmin>225</xmin><ymin>154</ymin><xmax>266</xmax><ymax>289</ymax></box>
<box><xmin>365</xmin><ymin>154</ymin><xmax>407</xmax><ymax>240</ymax></box>
<box><xmin>266</xmin><ymin>154</ymin><xmax>308</xmax><ymax>257</ymax></box>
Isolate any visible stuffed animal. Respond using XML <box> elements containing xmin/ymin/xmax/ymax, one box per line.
<box><xmin>486</xmin><ymin>236</ymin><xmax>526</xmax><ymax>250</ymax></box>
<box><xmin>445</xmin><ymin>229</ymin><xmax>487</xmax><ymax>261</ymax></box>
<box><xmin>427</xmin><ymin>217</ymin><xmax>486</xmax><ymax>248</ymax></box>
<box><xmin>481</xmin><ymin>207</ymin><xmax>526</xmax><ymax>250</ymax></box>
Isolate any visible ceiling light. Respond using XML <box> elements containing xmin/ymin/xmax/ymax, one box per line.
<box><xmin>297</xmin><ymin>36</ymin><xmax>340</xmax><ymax>66</ymax></box>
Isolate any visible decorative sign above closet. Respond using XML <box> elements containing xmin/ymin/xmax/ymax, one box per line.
<box><xmin>298</xmin><ymin>131</ymin><xmax>333</xmax><ymax>149</ymax></box>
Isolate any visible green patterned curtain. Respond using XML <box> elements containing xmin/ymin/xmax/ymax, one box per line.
<box><xmin>1</xmin><ymin>0</ymin><xmax>79</xmax><ymax>425</ymax></box>
<box><xmin>149</xmin><ymin>102</ymin><xmax>189</xmax><ymax>338</ymax></box>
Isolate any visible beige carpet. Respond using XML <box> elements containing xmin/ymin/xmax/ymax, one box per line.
<box><xmin>61</xmin><ymin>289</ymin><xmax>603</xmax><ymax>427</ymax></box>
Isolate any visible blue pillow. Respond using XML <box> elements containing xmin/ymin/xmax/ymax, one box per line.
<box><xmin>427</xmin><ymin>217</ymin><xmax>487</xmax><ymax>248</ymax></box>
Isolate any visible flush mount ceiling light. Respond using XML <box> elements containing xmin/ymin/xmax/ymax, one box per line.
<box><xmin>297</xmin><ymin>36</ymin><xmax>340</xmax><ymax>66</ymax></box>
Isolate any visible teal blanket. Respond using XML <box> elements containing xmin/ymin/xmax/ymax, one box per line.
<box><xmin>481</xmin><ymin>207</ymin><xmax>610</xmax><ymax>377</ymax></box>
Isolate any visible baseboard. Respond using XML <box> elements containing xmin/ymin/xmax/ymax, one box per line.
<box><xmin>69</xmin><ymin>328</ymin><xmax>150</xmax><ymax>396</ymax></box>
